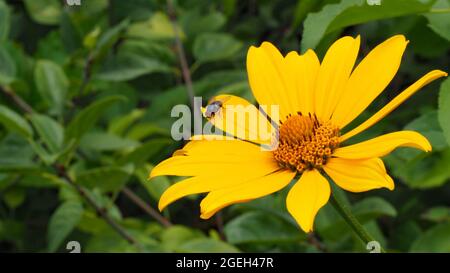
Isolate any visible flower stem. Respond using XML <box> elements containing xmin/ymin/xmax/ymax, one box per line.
<box><xmin>429</xmin><ymin>8</ymin><xmax>450</xmax><ymax>14</ymax></box>
<box><xmin>329</xmin><ymin>190</ymin><xmax>386</xmax><ymax>253</ymax></box>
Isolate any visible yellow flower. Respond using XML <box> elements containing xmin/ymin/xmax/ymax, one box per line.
<box><xmin>150</xmin><ymin>35</ymin><xmax>447</xmax><ymax>233</ymax></box>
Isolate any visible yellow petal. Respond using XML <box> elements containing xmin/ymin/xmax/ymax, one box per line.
<box><xmin>332</xmin><ymin>35</ymin><xmax>408</xmax><ymax>127</ymax></box>
<box><xmin>284</xmin><ymin>49</ymin><xmax>320</xmax><ymax>115</ymax></box>
<box><xmin>182</xmin><ymin>136</ymin><xmax>274</xmax><ymax>156</ymax></box>
<box><xmin>247</xmin><ymin>42</ymin><xmax>294</xmax><ymax>120</ymax></box>
<box><xmin>314</xmin><ymin>36</ymin><xmax>360</xmax><ymax>121</ymax></box>
<box><xmin>324</xmin><ymin>157</ymin><xmax>394</xmax><ymax>192</ymax></box>
<box><xmin>286</xmin><ymin>169</ymin><xmax>330</xmax><ymax>233</ymax></box>
<box><xmin>202</xmin><ymin>94</ymin><xmax>275</xmax><ymax>145</ymax></box>
<box><xmin>199</xmin><ymin>170</ymin><xmax>296</xmax><ymax>219</ymax></box>
<box><xmin>190</xmin><ymin>134</ymin><xmax>237</xmax><ymax>141</ymax></box>
<box><xmin>334</xmin><ymin>131</ymin><xmax>431</xmax><ymax>159</ymax></box>
<box><xmin>341</xmin><ymin>70</ymin><xmax>448</xmax><ymax>142</ymax></box>
<box><xmin>158</xmin><ymin>170</ymin><xmax>277</xmax><ymax>211</ymax></box>
<box><xmin>149</xmin><ymin>139</ymin><xmax>278</xmax><ymax>178</ymax></box>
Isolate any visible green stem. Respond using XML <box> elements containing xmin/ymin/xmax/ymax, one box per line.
<box><xmin>429</xmin><ymin>8</ymin><xmax>450</xmax><ymax>14</ymax></box>
<box><xmin>330</xmin><ymin>191</ymin><xmax>386</xmax><ymax>253</ymax></box>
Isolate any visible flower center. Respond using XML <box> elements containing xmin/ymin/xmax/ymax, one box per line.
<box><xmin>273</xmin><ymin>113</ymin><xmax>340</xmax><ymax>173</ymax></box>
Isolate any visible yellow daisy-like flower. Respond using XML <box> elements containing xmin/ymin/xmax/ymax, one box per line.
<box><xmin>150</xmin><ymin>35</ymin><xmax>447</xmax><ymax>233</ymax></box>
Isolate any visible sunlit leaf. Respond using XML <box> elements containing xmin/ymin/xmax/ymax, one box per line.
<box><xmin>29</xmin><ymin>113</ymin><xmax>64</xmax><ymax>154</ymax></box>
<box><xmin>193</xmin><ymin>33</ymin><xmax>242</xmax><ymax>63</ymax></box>
<box><xmin>0</xmin><ymin>44</ymin><xmax>16</xmax><ymax>85</ymax></box>
<box><xmin>47</xmin><ymin>201</ymin><xmax>83</xmax><ymax>252</ymax></box>
<box><xmin>0</xmin><ymin>105</ymin><xmax>33</xmax><ymax>138</ymax></box>
<box><xmin>301</xmin><ymin>0</ymin><xmax>435</xmax><ymax>51</ymax></box>
<box><xmin>76</xmin><ymin>166</ymin><xmax>132</xmax><ymax>193</ymax></box>
<box><xmin>0</xmin><ymin>1</ymin><xmax>10</xmax><ymax>41</ymax></box>
<box><xmin>224</xmin><ymin>211</ymin><xmax>304</xmax><ymax>244</ymax></box>
<box><xmin>425</xmin><ymin>0</ymin><xmax>450</xmax><ymax>41</ymax></box>
<box><xmin>65</xmin><ymin>96</ymin><xmax>125</xmax><ymax>142</ymax></box>
<box><xmin>411</xmin><ymin>223</ymin><xmax>450</xmax><ymax>252</ymax></box>
<box><xmin>34</xmin><ymin>60</ymin><xmax>68</xmax><ymax>116</ymax></box>
<box><xmin>24</xmin><ymin>0</ymin><xmax>62</xmax><ymax>25</ymax></box>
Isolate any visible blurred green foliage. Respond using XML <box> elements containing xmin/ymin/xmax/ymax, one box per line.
<box><xmin>0</xmin><ymin>0</ymin><xmax>449</xmax><ymax>253</ymax></box>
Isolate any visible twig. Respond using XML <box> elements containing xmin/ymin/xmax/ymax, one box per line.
<box><xmin>166</xmin><ymin>0</ymin><xmax>195</xmax><ymax>108</ymax></box>
<box><xmin>78</xmin><ymin>53</ymin><xmax>94</xmax><ymax>95</ymax></box>
<box><xmin>54</xmin><ymin>165</ymin><xmax>143</xmax><ymax>250</ymax></box>
<box><xmin>307</xmin><ymin>233</ymin><xmax>327</xmax><ymax>252</ymax></box>
<box><xmin>121</xmin><ymin>187</ymin><xmax>173</xmax><ymax>228</ymax></box>
<box><xmin>215</xmin><ymin>212</ymin><xmax>226</xmax><ymax>241</ymax></box>
<box><xmin>0</xmin><ymin>86</ymin><xmax>34</xmax><ymax>114</ymax></box>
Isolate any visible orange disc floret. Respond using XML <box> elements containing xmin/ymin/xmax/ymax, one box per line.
<box><xmin>273</xmin><ymin>113</ymin><xmax>340</xmax><ymax>172</ymax></box>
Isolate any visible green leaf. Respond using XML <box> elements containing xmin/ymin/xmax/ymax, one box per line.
<box><xmin>108</xmin><ymin>109</ymin><xmax>145</xmax><ymax>136</ymax></box>
<box><xmin>161</xmin><ymin>225</ymin><xmax>204</xmax><ymax>251</ymax></box>
<box><xmin>29</xmin><ymin>113</ymin><xmax>64</xmax><ymax>154</ymax></box>
<box><xmin>301</xmin><ymin>0</ymin><xmax>361</xmax><ymax>51</ymax></box>
<box><xmin>34</xmin><ymin>60</ymin><xmax>69</xmax><ymax>115</ymax></box>
<box><xmin>407</xmin><ymin>16</ymin><xmax>450</xmax><ymax>59</ymax></box>
<box><xmin>94</xmin><ymin>19</ymin><xmax>130</xmax><ymax>55</ymax></box>
<box><xmin>47</xmin><ymin>201</ymin><xmax>84</xmax><ymax>252</ymax></box>
<box><xmin>388</xmin><ymin>148</ymin><xmax>450</xmax><ymax>189</ymax></box>
<box><xmin>96</xmin><ymin>50</ymin><xmax>171</xmax><ymax>82</ymax></box>
<box><xmin>422</xmin><ymin>206</ymin><xmax>450</xmax><ymax>222</ymax></box>
<box><xmin>36</xmin><ymin>31</ymin><xmax>68</xmax><ymax>65</ymax></box>
<box><xmin>405</xmin><ymin>110</ymin><xmax>448</xmax><ymax>151</ymax></box>
<box><xmin>178</xmin><ymin>238</ymin><xmax>240</xmax><ymax>253</ymax></box>
<box><xmin>0</xmin><ymin>105</ymin><xmax>33</xmax><ymax>138</ymax></box>
<box><xmin>193</xmin><ymin>33</ymin><xmax>242</xmax><ymax>63</ymax></box>
<box><xmin>117</xmin><ymin>138</ymin><xmax>171</xmax><ymax>166</ymax></box>
<box><xmin>0</xmin><ymin>219</ymin><xmax>24</xmax><ymax>243</ymax></box>
<box><xmin>76</xmin><ymin>166</ymin><xmax>131</xmax><ymax>193</ymax></box>
<box><xmin>3</xmin><ymin>187</ymin><xmax>26</xmax><ymax>209</ymax></box>
<box><xmin>0</xmin><ymin>134</ymin><xmax>36</xmax><ymax>172</ymax></box>
<box><xmin>385</xmin><ymin>110</ymin><xmax>450</xmax><ymax>189</ymax></box>
<box><xmin>318</xmin><ymin>197</ymin><xmax>396</xmax><ymax>240</ymax></box>
<box><xmin>0</xmin><ymin>1</ymin><xmax>10</xmax><ymax>41</ymax></box>
<box><xmin>24</xmin><ymin>0</ymin><xmax>62</xmax><ymax>26</ymax></box>
<box><xmin>438</xmin><ymin>78</ymin><xmax>450</xmax><ymax>145</ymax></box>
<box><xmin>352</xmin><ymin>197</ymin><xmax>397</xmax><ymax>218</ymax></box>
<box><xmin>425</xmin><ymin>0</ymin><xmax>450</xmax><ymax>41</ymax></box>
<box><xmin>85</xmin><ymin>227</ymin><xmax>162</xmax><ymax>253</ymax></box>
<box><xmin>136</xmin><ymin>165</ymin><xmax>170</xmax><ymax>201</ymax></box>
<box><xmin>28</xmin><ymin>138</ymin><xmax>58</xmax><ymax>165</ymax></box>
<box><xmin>126</xmin><ymin>12</ymin><xmax>182</xmax><ymax>41</ymax></box>
<box><xmin>19</xmin><ymin>173</ymin><xmax>62</xmax><ymax>188</ymax></box>
<box><xmin>126</xmin><ymin>123</ymin><xmax>170</xmax><ymax>141</ymax></box>
<box><xmin>65</xmin><ymin>96</ymin><xmax>125</xmax><ymax>142</ymax></box>
<box><xmin>0</xmin><ymin>44</ymin><xmax>16</xmax><ymax>85</ymax></box>
<box><xmin>292</xmin><ymin>0</ymin><xmax>319</xmax><ymax>30</ymax></box>
<box><xmin>411</xmin><ymin>222</ymin><xmax>450</xmax><ymax>252</ymax></box>
<box><xmin>79</xmin><ymin>132</ymin><xmax>139</xmax><ymax>152</ymax></box>
<box><xmin>59</xmin><ymin>11</ymin><xmax>82</xmax><ymax>53</ymax></box>
<box><xmin>161</xmin><ymin>226</ymin><xmax>239</xmax><ymax>253</ymax></box>
<box><xmin>180</xmin><ymin>10</ymin><xmax>226</xmax><ymax>37</ymax></box>
<box><xmin>96</xmin><ymin>39</ymin><xmax>174</xmax><ymax>82</ymax></box>
<box><xmin>224</xmin><ymin>211</ymin><xmax>304</xmax><ymax>244</ymax></box>
<box><xmin>301</xmin><ymin>0</ymin><xmax>435</xmax><ymax>51</ymax></box>
<box><xmin>390</xmin><ymin>221</ymin><xmax>423</xmax><ymax>251</ymax></box>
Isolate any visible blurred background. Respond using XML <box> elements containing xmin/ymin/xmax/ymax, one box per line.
<box><xmin>0</xmin><ymin>0</ymin><xmax>449</xmax><ymax>253</ymax></box>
